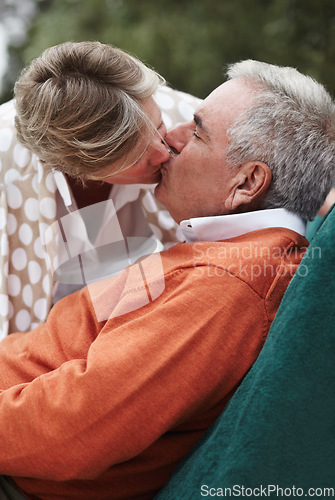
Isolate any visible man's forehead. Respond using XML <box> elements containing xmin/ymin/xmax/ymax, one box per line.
<box><xmin>195</xmin><ymin>84</ymin><xmax>229</xmax><ymax>124</ymax></box>
<box><xmin>193</xmin><ymin>85</ymin><xmax>229</xmax><ymax>135</ymax></box>
<box><xmin>198</xmin><ymin>79</ymin><xmax>255</xmax><ymax>129</ymax></box>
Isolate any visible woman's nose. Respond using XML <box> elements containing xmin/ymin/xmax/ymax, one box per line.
<box><xmin>151</xmin><ymin>140</ymin><xmax>171</xmax><ymax>165</ymax></box>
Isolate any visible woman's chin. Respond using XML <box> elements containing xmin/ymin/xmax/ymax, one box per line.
<box><xmin>138</xmin><ymin>171</ymin><xmax>162</xmax><ymax>185</ymax></box>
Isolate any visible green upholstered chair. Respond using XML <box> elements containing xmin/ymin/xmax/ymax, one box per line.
<box><xmin>156</xmin><ymin>206</ymin><xmax>335</xmax><ymax>499</ymax></box>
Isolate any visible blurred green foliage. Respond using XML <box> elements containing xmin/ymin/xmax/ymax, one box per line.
<box><xmin>2</xmin><ymin>0</ymin><xmax>335</xmax><ymax>102</ymax></box>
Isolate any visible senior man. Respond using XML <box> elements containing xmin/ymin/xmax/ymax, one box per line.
<box><xmin>0</xmin><ymin>60</ymin><xmax>334</xmax><ymax>500</ymax></box>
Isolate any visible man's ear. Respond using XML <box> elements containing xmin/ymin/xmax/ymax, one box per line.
<box><xmin>225</xmin><ymin>161</ymin><xmax>272</xmax><ymax>212</ymax></box>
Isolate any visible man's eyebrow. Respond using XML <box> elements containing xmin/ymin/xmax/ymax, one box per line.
<box><xmin>194</xmin><ymin>113</ymin><xmax>211</xmax><ymax>139</ymax></box>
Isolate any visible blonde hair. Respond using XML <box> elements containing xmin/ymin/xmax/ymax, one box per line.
<box><xmin>14</xmin><ymin>41</ymin><xmax>165</xmax><ymax>180</ymax></box>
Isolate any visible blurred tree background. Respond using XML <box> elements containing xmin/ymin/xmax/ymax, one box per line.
<box><xmin>1</xmin><ymin>0</ymin><xmax>335</xmax><ymax>104</ymax></box>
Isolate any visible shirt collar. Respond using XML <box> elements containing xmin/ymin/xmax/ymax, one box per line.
<box><xmin>180</xmin><ymin>208</ymin><xmax>306</xmax><ymax>242</ymax></box>
<box><xmin>53</xmin><ymin>170</ymin><xmax>72</xmax><ymax>208</ymax></box>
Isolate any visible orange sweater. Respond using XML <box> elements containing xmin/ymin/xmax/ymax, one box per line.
<box><xmin>0</xmin><ymin>228</ymin><xmax>307</xmax><ymax>500</ymax></box>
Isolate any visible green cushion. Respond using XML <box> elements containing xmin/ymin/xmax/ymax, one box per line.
<box><xmin>306</xmin><ymin>215</ymin><xmax>324</xmax><ymax>241</ymax></box>
<box><xmin>156</xmin><ymin>206</ymin><xmax>335</xmax><ymax>499</ymax></box>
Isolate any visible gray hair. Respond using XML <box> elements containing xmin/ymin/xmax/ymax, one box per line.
<box><xmin>226</xmin><ymin>60</ymin><xmax>335</xmax><ymax>220</ymax></box>
<box><xmin>14</xmin><ymin>41</ymin><xmax>164</xmax><ymax>180</ymax></box>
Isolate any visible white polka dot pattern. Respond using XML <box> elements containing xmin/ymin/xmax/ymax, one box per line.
<box><xmin>7</xmin><ymin>184</ymin><xmax>23</xmax><ymax>209</ymax></box>
<box><xmin>154</xmin><ymin>86</ymin><xmax>201</xmax><ymax>131</ymax></box>
<box><xmin>40</xmin><ymin>197</ymin><xmax>56</xmax><ymax>219</ymax></box>
<box><xmin>45</xmin><ymin>172</ymin><xmax>57</xmax><ymax>193</ymax></box>
<box><xmin>8</xmin><ymin>274</ymin><xmax>21</xmax><ymax>296</ymax></box>
<box><xmin>153</xmin><ymin>91</ymin><xmax>175</xmax><ymax>110</ymax></box>
<box><xmin>0</xmin><ymin>128</ymin><xmax>13</xmax><ymax>151</ymax></box>
<box><xmin>25</xmin><ymin>198</ymin><xmax>39</xmax><ymax>221</ymax></box>
<box><xmin>178</xmin><ymin>100</ymin><xmax>196</xmax><ymax>121</ymax></box>
<box><xmin>7</xmin><ymin>214</ymin><xmax>17</xmax><ymax>236</ymax></box>
<box><xmin>22</xmin><ymin>284</ymin><xmax>33</xmax><ymax>307</ymax></box>
<box><xmin>34</xmin><ymin>298</ymin><xmax>47</xmax><ymax>321</ymax></box>
<box><xmin>19</xmin><ymin>223</ymin><xmax>33</xmax><ymax>245</ymax></box>
<box><xmin>12</xmin><ymin>248</ymin><xmax>27</xmax><ymax>271</ymax></box>
<box><xmin>161</xmin><ymin>112</ymin><xmax>172</xmax><ymax>130</ymax></box>
<box><xmin>0</xmin><ymin>100</ymin><xmax>55</xmax><ymax>338</ymax></box>
<box><xmin>15</xmin><ymin>309</ymin><xmax>31</xmax><ymax>331</ymax></box>
<box><xmin>13</xmin><ymin>144</ymin><xmax>31</xmax><ymax>168</ymax></box>
<box><xmin>4</xmin><ymin>168</ymin><xmax>21</xmax><ymax>184</ymax></box>
<box><xmin>28</xmin><ymin>261</ymin><xmax>42</xmax><ymax>284</ymax></box>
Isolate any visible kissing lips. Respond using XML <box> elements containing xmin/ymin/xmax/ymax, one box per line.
<box><xmin>160</xmin><ymin>157</ymin><xmax>173</xmax><ymax>174</ymax></box>
<box><xmin>159</xmin><ymin>145</ymin><xmax>177</xmax><ymax>176</ymax></box>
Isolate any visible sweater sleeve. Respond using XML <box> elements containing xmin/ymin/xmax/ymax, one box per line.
<box><xmin>0</xmin><ymin>265</ymin><xmax>267</xmax><ymax>481</ymax></box>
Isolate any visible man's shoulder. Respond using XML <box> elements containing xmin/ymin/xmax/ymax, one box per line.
<box><xmin>82</xmin><ymin>227</ymin><xmax>306</xmax><ymax>323</ymax></box>
<box><xmin>160</xmin><ymin>227</ymin><xmax>308</xmax><ymax>296</ymax></box>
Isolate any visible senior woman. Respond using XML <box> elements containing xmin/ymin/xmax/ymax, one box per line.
<box><xmin>0</xmin><ymin>41</ymin><xmax>200</xmax><ymax>336</ymax></box>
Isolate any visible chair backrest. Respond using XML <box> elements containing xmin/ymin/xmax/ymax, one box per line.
<box><xmin>156</xmin><ymin>206</ymin><xmax>335</xmax><ymax>499</ymax></box>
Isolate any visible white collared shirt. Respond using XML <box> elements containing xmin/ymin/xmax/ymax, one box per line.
<box><xmin>180</xmin><ymin>209</ymin><xmax>306</xmax><ymax>243</ymax></box>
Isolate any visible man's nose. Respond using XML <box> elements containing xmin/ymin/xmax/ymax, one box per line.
<box><xmin>166</xmin><ymin>122</ymin><xmax>192</xmax><ymax>154</ymax></box>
